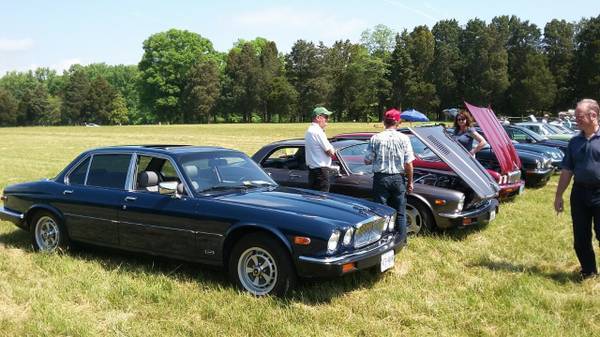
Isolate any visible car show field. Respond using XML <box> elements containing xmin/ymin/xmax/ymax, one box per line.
<box><xmin>0</xmin><ymin>123</ymin><xmax>598</xmax><ymax>337</ymax></box>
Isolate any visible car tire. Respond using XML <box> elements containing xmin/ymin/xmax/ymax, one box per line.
<box><xmin>229</xmin><ymin>233</ymin><xmax>296</xmax><ymax>297</ymax></box>
<box><xmin>30</xmin><ymin>211</ymin><xmax>70</xmax><ymax>252</ymax></box>
<box><xmin>406</xmin><ymin>200</ymin><xmax>435</xmax><ymax>235</ymax></box>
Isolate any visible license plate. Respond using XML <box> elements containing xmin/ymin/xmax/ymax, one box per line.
<box><xmin>380</xmin><ymin>250</ymin><xmax>395</xmax><ymax>272</ymax></box>
<box><xmin>489</xmin><ymin>209</ymin><xmax>496</xmax><ymax>222</ymax></box>
<box><xmin>518</xmin><ymin>184</ymin><xmax>525</xmax><ymax>194</ymax></box>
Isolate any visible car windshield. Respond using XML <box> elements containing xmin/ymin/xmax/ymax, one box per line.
<box><xmin>541</xmin><ymin>123</ymin><xmax>561</xmax><ymax>135</ymax></box>
<box><xmin>179</xmin><ymin>151</ymin><xmax>277</xmax><ymax>194</ymax></box>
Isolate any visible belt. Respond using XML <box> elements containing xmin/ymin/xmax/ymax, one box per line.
<box><xmin>373</xmin><ymin>172</ymin><xmax>404</xmax><ymax>176</ymax></box>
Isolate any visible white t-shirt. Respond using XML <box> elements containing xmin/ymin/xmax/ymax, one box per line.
<box><xmin>304</xmin><ymin>123</ymin><xmax>334</xmax><ymax>169</ymax></box>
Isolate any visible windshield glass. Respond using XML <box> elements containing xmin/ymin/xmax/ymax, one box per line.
<box><xmin>179</xmin><ymin>151</ymin><xmax>276</xmax><ymax>193</ymax></box>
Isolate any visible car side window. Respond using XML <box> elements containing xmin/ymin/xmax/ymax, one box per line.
<box><xmin>67</xmin><ymin>157</ymin><xmax>90</xmax><ymax>185</ymax></box>
<box><xmin>338</xmin><ymin>144</ymin><xmax>372</xmax><ymax>174</ymax></box>
<box><xmin>134</xmin><ymin>155</ymin><xmax>182</xmax><ymax>193</ymax></box>
<box><xmin>262</xmin><ymin>147</ymin><xmax>306</xmax><ymax>170</ymax></box>
<box><xmin>512</xmin><ymin>129</ymin><xmax>529</xmax><ymax>142</ymax></box>
<box><xmin>86</xmin><ymin>154</ymin><xmax>131</xmax><ymax>189</ymax></box>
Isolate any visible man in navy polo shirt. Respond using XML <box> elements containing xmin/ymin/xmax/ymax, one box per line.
<box><xmin>555</xmin><ymin>98</ymin><xmax>600</xmax><ymax>279</ymax></box>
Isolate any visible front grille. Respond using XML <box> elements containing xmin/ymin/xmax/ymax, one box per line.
<box><xmin>354</xmin><ymin>216</ymin><xmax>386</xmax><ymax>248</ymax></box>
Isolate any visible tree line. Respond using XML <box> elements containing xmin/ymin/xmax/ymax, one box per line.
<box><xmin>0</xmin><ymin>15</ymin><xmax>599</xmax><ymax>126</ymax></box>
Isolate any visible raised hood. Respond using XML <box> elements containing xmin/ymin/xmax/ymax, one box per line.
<box><xmin>410</xmin><ymin>126</ymin><xmax>500</xmax><ymax>200</ymax></box>
<box><xmin>466</xmin><ymin>102</ymin><xmax>521</xmax><ymax>174</ymax></box>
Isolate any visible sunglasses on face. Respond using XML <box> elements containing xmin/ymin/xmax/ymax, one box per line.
<box><xmin>457</xmin><ymin>118</ymin><xmax>466</xmax><ymax>121</ymax></box>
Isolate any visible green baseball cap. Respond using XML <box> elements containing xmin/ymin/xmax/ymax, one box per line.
<box><xmin>312</xmin><ymin>106</ymin><xmax>333</xmax><ymax>118</ymax></box>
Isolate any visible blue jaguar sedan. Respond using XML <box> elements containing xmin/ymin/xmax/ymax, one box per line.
<box><xmin>0</xmin><ymin>145</ymin><xmax>401</xmax><ymax>296</ymax></box>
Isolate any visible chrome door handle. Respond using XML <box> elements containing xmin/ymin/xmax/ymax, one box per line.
<box><xmin>124</xmin><ymin>196</ymin><xmax>137</xmax><ymax>202</ymax></box>
<box><xmin>289</xmin><ymin>174</ymin><xmax>300</xmax><ymax>179</ymax></box>
<box><xmin>63</xmin><ymin>190</ymin><xmax>73</xmax><ymax>195</ymax></box>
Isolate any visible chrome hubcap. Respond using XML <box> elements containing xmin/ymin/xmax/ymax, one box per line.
<box><xmin>34</xmin><ymin>216</ymin><xmax>60</xmax><ymax>251</ymax></box>
<box><xmin>406</xmin><ymin>204</ymin><xmax>423</xmax><ymax>235</ymax></box>
<box><xmin>237</xmin><ymin>247</ymin><xmax>277</xmax><ymax>295</ymax></box>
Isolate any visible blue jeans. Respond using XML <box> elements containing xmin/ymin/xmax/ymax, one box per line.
<box><xmin>373</xmin><ymin>173</ymin><xmax>407</xmax><ymax>243</ymax></box>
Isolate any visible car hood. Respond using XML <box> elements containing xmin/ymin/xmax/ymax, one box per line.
<box><xmin>215</xmin><ymin>186</ymin><xmax>390</xmax><ymax>224</ymax></box>
<box><xmin>512</xmin><ymin>143</ymin><xmax>563</xmax><ymax>160</ymax></box>
<box><xmin>466</xmin><ymin>102</ymin><xmax>522</xmax><ymax>174</ymax></box>
<box><xmin>410</xmin><ymin>126</ymin><xmax>500</xmax><ymax>199</ymax></box>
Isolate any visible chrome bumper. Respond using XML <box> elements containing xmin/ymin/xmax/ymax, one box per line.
<box><xmin>0</xmin><ymin>206</ymin><xmax>24</xmax><ymax>225</ymax></box>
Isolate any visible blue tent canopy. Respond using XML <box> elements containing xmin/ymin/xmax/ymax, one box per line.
<box><xmin>400</xmin><ymin>109</ymin><xmax>429</xmax><ymax>122</ymax></box>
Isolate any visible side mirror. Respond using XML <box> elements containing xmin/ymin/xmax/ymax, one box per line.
<box><xmin>159</xmin><ymin>181</ymin><xmax>179</xmax><ymax>197</ymax></box>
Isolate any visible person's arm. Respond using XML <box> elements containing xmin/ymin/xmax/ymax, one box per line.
<box><xmin>404</xmin><ymin>137</ymin><xmax>415</xmax><ymax>193</ymax></box>
<box><xmin>470</xmin><ymin>130</ymin><xmax>487</xmax><ymax>155</ymax></box>
<box><xmin>405</xmin><ymin>161</ymin><xmax>413</xmax><ymax>193</ymax></box>
<box><xmin>554</xmin><ymin>169</ymin><xmax>573</xmax><ymax>213</ymax></box>
<box><xmin>315</xmin><ymin>130</ymin><xmax>335</xmax><ymax>158</ymax></box>
<box><xmin>364</xmin><ymin>137</ymin><xmax>375</xmax><ymax>164</ymax></box>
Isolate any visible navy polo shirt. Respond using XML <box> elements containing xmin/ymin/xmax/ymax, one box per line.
<box><xmin>561</xmin><ymin>128</ymin><xmax>600</xmax><ymax>184</ymax></box>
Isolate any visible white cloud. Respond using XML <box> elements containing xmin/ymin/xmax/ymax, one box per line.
<box><xmin>0</xmin><ymin>38</ymin><xmax>34</xmax><ymax>52</ymax></box>
<box><xmin>234</xmin><ymin>7</ymin><xmax>368</xmax><ymax>41</ymax></box>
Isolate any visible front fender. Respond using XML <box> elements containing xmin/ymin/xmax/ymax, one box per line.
<box><xmin>222</xmin><ymin>222</ymin><xmax>294</xmax><ymax>266</ymax></box>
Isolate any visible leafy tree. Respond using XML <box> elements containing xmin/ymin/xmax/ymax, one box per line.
<box><xmin>18</xmin><ymin>84</ymin><xmax>50</xmax><ymax>125</ymax></box>
<box><xmin>39</xmin><ymin>96</ymin><xmax>62</xmax><ymax>126</ymax></box>
<box><xmin>61</xmin><ymin>69</ymin><xmax>90</xmax><ymax>124</ymax></box>
<box><xmin>108</xmin><ymin>93</ymin><xmax>129</xmax><ymax>125</ymax></box>
<box><xmin>182</xmin><ymin>58</ymin><xmax>221</xmax><ymax>123</ymax></box>
<box><xmin>0</xmin><ymin>87</ymin><xmax>18</xmax><ymax>126</ymax></box>
<box><xmin>544</xmin><ymin>19</ymin><xmax>576</xmax><ymax>110</ymax></box>
<box><xmin>431</xmin><ymin>20</ymin><xmax>463</xmax><ymax>116</ymax></box>
<box><xmin>224</xmin><ymin>42</ymin><xmax>262</xmax><ymax>122</ymax></box>
<box><xmin>85</xmin><ymin>76</ymin><xmax>117</xmax><ymax>124</ymax></box>
<box><xmin>388</xmin><ymin>32</ymin><xmax>416</xmax><ymax>110</ymax></box>
<box><xmin>285</xmin><ymin>40</ymin><xmax>330</xmax><ymax>121</ymax></box>
<box><xmin>267</xmin><ymin>76</ymin><xmax>298</xmax><ymax>122</ymax></box>
<box><xmin>360</xmin><ymin>24</ymin><xmax>396</xmax><ymax>58</ymax></box>
<box><xmin>138</xmin><ymin>29</ymin><xmax>220</xmax><ymax>123</ymax></box>
<box><xmin>460</xmin><ymin>19</ymin><xmax>509</xmax><ymax>107</ymax></box>
<box><xmin>511</xmin><ymin>53</ymin><xmax>557</xmax><ymax>113</ymax></box>
<box><xmin>407</xmin><ymin>25</ymin><xmax>439</xmax><ymax>114</ymax></box>
<box><xmin>574</xmin><ymin>15</ymin><xmax>600</xmax><ymax>99</ymax></box>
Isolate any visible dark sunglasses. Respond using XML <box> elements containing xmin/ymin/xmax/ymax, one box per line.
<box><xmin>457</xmin><ymin>117</ymin><xmax>466</xmax><ymax>121</ymax></box>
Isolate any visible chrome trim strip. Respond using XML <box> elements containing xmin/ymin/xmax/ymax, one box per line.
<box><xmin>354</xmin><ymin>215</ymin><xmax>381</xmax><ymax>228</ymax></box>
<box><xmin>125</xmin><ymin>153</ymin><xmax>138</xmax><ymax>191</ymax></box>
<box><xmin>438</xmin><ymin>200</ymin><xmax>495</xmax><ymax>218</ymax></box>
<box><xmin>299</xmin><ymin>237</ymin><xmax>396</xmax><ymax>264</ymax></box>
<box><xmin>0</xmin><ymin>207</ymin><xmax>24</xmax><ymax>219</ymax></box>
<box><xmin>118</xmin><ymin>220</ymin><xmax>222</xmax><ymax>237</ymax></box>
<box><xmin>63</xmin><ymin>212</ymin><xmax>223</xmax><ymax>237</ymax></box>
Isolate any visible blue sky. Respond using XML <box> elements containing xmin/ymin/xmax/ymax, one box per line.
<box><xmin>0</xmin><ymin>0</ymin><xmax>597</xmax><ymax>75</ymax></box>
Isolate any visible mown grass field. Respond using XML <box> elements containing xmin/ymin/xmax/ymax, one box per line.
<box><xmin>0</xmin><ymin>123</ymin><xmax>598</xmax><ymax>337</ymax></box>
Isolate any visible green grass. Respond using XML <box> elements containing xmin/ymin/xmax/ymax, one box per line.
<box><xmin>1</xmin><ymin>123</ymin><xmax>599</xmax><ymax>337</ymax></box>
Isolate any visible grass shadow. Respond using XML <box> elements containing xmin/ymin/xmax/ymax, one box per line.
<box><xmin>470</xmin><ymin>257</ymin><xmax>580</xmax><ymax>284</ymax></box>
<box><xmin>0</xmin><ymin>228</ymin><xmax>32</xmax><ymax>250</ymax></box>
<box><xmin>0</xmin><ymin>230</ymin><xmax>381</xmax><ymax>302</ymax></box>
<box><xmin>428</xmin><ymin>221</ymin><xmax>488</xmax><ymax>241</ymax></box>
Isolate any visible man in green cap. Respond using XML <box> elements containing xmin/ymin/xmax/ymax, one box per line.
<box><xmin>305</xmin><ymin>107</ymin><xmax>335</xmax><ymax>192</ymax></box>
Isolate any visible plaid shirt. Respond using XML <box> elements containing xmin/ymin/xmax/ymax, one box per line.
<box><xmin>365</xmin><ymin>129</ymin><xmax>415</xmax><ymax>174</ymax></box>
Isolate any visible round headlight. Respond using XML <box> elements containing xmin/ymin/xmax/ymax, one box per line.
<box><xmin>536</xmin><ymin>160</ymin><xmax>542</xmax><ymax>169</ymax></box>
<box><xmin>327</xmin><ymin>230</ymin><xmax>340</xmax><ymax>253</ymax></box>
<box><xmin>342</xmin><ymin>228</ymin><xmax>354</xmax><ymax>246</ymax></box>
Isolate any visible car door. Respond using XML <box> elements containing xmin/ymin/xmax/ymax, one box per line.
<box><xmin>331</xmin><ymin>143</ymin><xmax>374</xmax><ymax>199</ymax></box>
<box><xmin>117</xmin><ymin>154</ymin><xmax>218</xmax><ymax>261</ymax></box>
<box><xmin>57</xmin><ymin>153</ymin><xmax>131</xmax><ymax>245</ymax></box>
<box><xmin>258</xmin><ymin>146</ymin><xmax>309</xmax><ymax>188</ymax></box>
